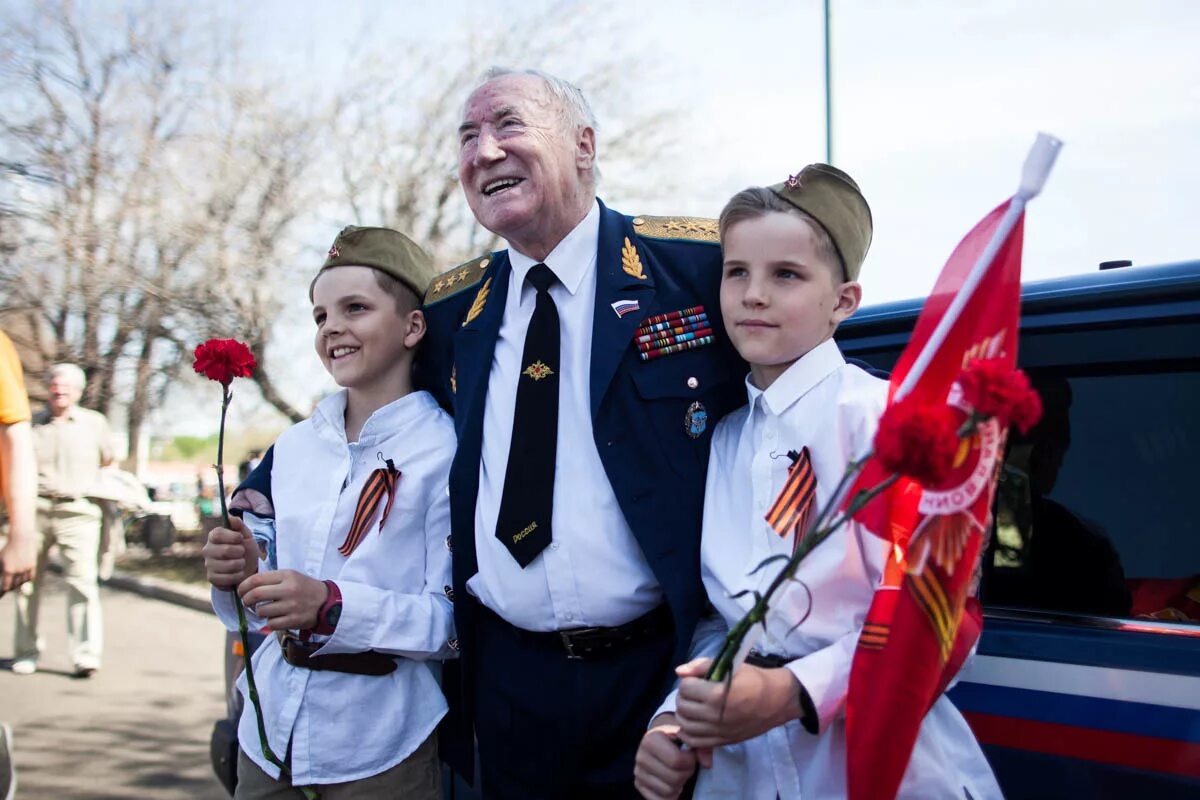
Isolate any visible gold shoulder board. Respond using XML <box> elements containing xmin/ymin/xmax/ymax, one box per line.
<box><xmin>631</xmin><ymin>215</ymin><xmax>719</xmax><ymax>244</ymax></box>
<box><xmin>425</xmin><ymin>254</ymin><xmax>492</xmax><ymax>305</ymax></box>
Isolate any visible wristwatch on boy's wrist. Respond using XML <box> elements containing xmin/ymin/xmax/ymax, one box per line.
<box><xmin>313</xmin><ymin>580</ymin><xmax>342</xmax><ymax>636</ymax></box>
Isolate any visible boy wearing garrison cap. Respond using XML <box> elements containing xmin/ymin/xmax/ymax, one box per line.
<box><xmin>202</xmin><ymin>227</ymin><xmax>456</xmax><ymax>799</ymax></box>
<box><xmin>634</xmin><ymin>167</ymin><xmax>1000</xmax><ymax>800</ymax></box>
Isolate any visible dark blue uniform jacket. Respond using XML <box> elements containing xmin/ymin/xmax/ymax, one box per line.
<box><xmin>239</xmin><ymin>200</ymin><xmax>748</xmax><ymax>778</ymax></box>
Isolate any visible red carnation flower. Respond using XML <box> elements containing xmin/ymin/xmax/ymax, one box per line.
<box><xmin>1010</xmin><ymin>389</ymin><xmax>1043</xmax><ymax>435</ymax></box>
<box><xmin>874</xmin><ymin>398</ymin><xmax>960</xmax><ymax>486</ymax></box>
<box><xmin>193</xmin><ymin>338</ymin><xmax>256</xmax><ymax>386</ymax></box>
<box><xmin>959</xmin><ymin>358</ymin><xmax>1043</xmax><ymax>433</ymax></box>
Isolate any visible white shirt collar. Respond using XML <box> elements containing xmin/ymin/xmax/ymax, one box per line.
<box><xmin>507</xmin><ymin>199</ymin><xmax>600</xmax><ymax>302</ymax></box>
<box><xmin>745</xmin><ymin>337</ymin><xmax>846</xmax><ymax>417</ymax></box>
<box><xmin>312</xmin><ymin>388</ymin><xmax>437</xmax><ymax>444</ymax></box>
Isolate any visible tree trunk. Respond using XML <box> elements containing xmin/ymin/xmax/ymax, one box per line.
<box><xmin>124</xmin><ymin>334</ymin><xmax>157</xmax><ymax>474</ymax></box>
<box><xmin>249</xmin><ymin>339</ymin><xmax>305</xmax><ymax>424</ymax></box>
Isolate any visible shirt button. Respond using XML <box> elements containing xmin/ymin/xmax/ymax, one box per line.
<box><xmin>550</xmin><ymin>542</ymin><xmax>561</xmax><ymax>551</ymax></box>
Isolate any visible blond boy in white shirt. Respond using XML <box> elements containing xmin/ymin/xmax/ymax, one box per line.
<box><xmin>202</xmin><ymin>227</ymin><xmax>456</xmax><ymax>799</ymax></box>
<box><xmin>634</xmin><ymin>166</ymin><xmax>1000</xmax><ymax>800</ymax></box>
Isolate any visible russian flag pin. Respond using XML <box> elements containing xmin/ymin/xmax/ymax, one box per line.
<box><xmin>611</xmin><ymin>299</ymin><xmax>640</xmax><ymax>318</ymax></box>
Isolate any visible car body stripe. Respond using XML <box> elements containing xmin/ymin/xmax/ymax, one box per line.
<box><xmin>958</xmin><ymin>654</ymin><xmax>1200</xmax><ymax>710</ymax></box>
<box><xmin>964</xmin><ymin>711</ymin><xmax>1200</xmax><ymax>779</ymax></box>
<box><xmin>950</xmin><ymin>682</ymin><xmax>1200</xmax><ymax>742</ymax></box>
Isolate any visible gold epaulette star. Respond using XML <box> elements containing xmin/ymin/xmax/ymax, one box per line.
<box><xmin>631</xmin><ymin>215</ymin><xmax>719</xmax><ymax>243</ymax></box>
<box><xmin>425</xmin><ymin>254</ymin><xmax>492</xmax><ymax>305</ymax></box>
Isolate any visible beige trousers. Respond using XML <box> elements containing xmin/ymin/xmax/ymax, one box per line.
<box><xmin>13</xmin><ymin>498</ymin><xmax>103</xmax><ymax>668</ymax></box>
<box><xmin>234</xmin><ymin>731</ymin><xmax>441</xmax><ymax>800</ymax></box>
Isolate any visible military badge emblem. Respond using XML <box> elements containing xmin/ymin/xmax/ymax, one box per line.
<box><xmin>463</xmin><ymin>277</ymin><xmax>492</xmax><ymax>327</ymax></box>
<box><xmin>684</xmin><ymin>401</ymin><xmax>708</xmax><ymax>439</ymax></box>
<box><xmin>785</xmin><ymin>173</ymin><xmax>802</xmax><ymax>190</ymax></box>
<box><xmin>327</xmin><ymin>243</ymin><xmax>340</xmax><ymax>258</ymax></box>
<box><xmin>621</xmin><ymin>237</ymin><xmax>647</xmax><ymax>280</ymax></box>
<box><xmin>523</xmin><ymin>360</ymin><xmax>554</xmax><ymax>381</ymax></box>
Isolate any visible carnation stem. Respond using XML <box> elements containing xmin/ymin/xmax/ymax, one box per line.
<box><xmin>706</xmin><ymin>468</ymin><xmax>897</xmax><ymax>682</ymax></box>
<box><xmin>217</xmin><ymin>387</ymin><xmax>319</xmax><ymax>799</ymax></box>
<box><xmin>705</xmin><ymin>413</ymin><xmax>989</xmax><ymax>684</ymax></box>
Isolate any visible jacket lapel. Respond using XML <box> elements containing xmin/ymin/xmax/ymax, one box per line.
<box><xmin>590</xmin><ymin>201</ymin><xmax>657</xmax><ymax>417</ymax></box>
<box><xmin>451</xmin><ymin>253</ymin><xmax>510</xmax><ymax>477</ymax></box>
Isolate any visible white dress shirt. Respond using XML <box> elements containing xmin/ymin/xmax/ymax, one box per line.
<box><xmin>659</xmin><ymin>339</ymin><xmax>1001</xmax><ymax>799</ymax></box>
<box><xmin>469</xmin><ymin>200</ymin><xmax>663</xmax><ymax>631</ymax></box>
<box><xmin>211</xmin><ymin>389</ymin><xmax>456</xmax><ymax>786</ymax></box>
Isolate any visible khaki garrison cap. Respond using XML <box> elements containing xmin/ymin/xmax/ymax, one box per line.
<box><xmin>313</xmin><ymin>226</ymin><xmax>436</xmax><ymax>297</ymax></box>
<box><xmin>768</xmin><ymin>164</ymin><xmax>873</xmax><ymax>281</ymax></box>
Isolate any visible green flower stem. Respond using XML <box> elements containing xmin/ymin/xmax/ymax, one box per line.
<box><xmin>707</xmin><ymin>472</ymin><xmax>898</xmax><ymax>682</ymax></box>
<box><xmin>705</xmin><ymin>412</ymin><xmax>990</xmax><ymax>684</ymax></box>
<box><xmin>216</xmin><ymin>387</ymin><xmax>320</xmax><ymax>800</ymax></box>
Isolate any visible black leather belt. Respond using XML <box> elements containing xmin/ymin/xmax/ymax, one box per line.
<box><xmin>743</xmin><ymin>650</ymin><xmax>820</xmax><ymax>734</ymax></box>
<box><xmin>745</xmin><ymin>651</ymin><xmax>791</xmax><ymax>669</ymax></box>
<box><xmin>482</xmin><ymin>603</ymin><xmax>672</xmax><ymax>661</ymax></box>
<box><xmin>277</xmin><ymin>633</ymin><xmax>397</xmax><ymax>676</ymax></box>
<box><xmin>40</xmin><ymin>494</ymin><xmax>80</xmax><ymax>504</ymax></box>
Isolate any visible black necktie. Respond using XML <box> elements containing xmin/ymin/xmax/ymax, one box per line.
<box><xmin>495</xmin><ymin>263</ymin><xmax>559</xmax><ymax>567</ymax></box>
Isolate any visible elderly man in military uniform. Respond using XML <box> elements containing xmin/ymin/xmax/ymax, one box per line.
<box><xmin>416</xmin><ymin>67</ymin><xmax>746</xmax><ymax>798</ymax></box>
<box><xmin>236</xmin><ymin>67</ymin><xmax>745</xmax><ymax>796</ymax></box>
<box><xmin>12</xmin><ymin>363</ymin><xmax>114</xmax><ymax>678</ymax></box>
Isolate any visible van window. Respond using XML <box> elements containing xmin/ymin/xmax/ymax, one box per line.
<box><xmin>984</xmin><ymin>368</ymin><xmax>1200</xmax><ymax>624</ymax></box>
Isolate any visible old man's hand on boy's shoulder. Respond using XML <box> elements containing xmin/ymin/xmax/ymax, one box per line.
<box><xmin>238</xmin><ymin>570</ymin><xmax>329</xmax><ymax>632</ymax></box>
<box><xmin>673</xmin><ymin>656</ymin><xmax>806</xmax><ymax>750</ymax></box>
<box><xmin>201</xmin><ymin>517</ymin><xmax>259</xmax><ymax>590</ymax></box>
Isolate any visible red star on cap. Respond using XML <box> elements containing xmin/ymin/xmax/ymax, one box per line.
<box><xmin>785</xmin><ymin>173</ymin><xmax>801</xmax><ymax>190</ymax></box>
<box><xmin>328</xmin><ymin>244</ymin><xmax>340</xmax><ymax>257</ymax></box>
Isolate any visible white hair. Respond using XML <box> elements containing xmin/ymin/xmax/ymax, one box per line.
<box><xmin>469</xmin><ymin>66</ymin><xmax>601</xmax><ymax>181</ymax></box>
<box><xmin>49</xmin><ymin>362</ymin><xmax>86</xmax><ymax>391</ymax></box>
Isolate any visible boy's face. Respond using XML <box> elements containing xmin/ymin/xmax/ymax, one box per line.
<box><xmin>720</xmin><ymin>211</ymin><xmax>861</xmax><ymax>390</ymax></box>
<box><xmin>311</xmin><ymin>266</ymin><xmax>422</xmax><ymax>395</ymax></box>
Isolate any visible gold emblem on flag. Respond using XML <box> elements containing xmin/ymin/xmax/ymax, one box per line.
<box><xmin>463</xmin><ymin>277</ymin><xmax>492</xmax><ymax>327</ymax></box>
<box><xmin>621</xmin><ymin>237</ymin><xmax>647</xmax><ymax>280</ymax></box>
<box><xmin>523</xmin><ymin>360</ymin><xmax>554</xmax><ymax>381</ymax></box>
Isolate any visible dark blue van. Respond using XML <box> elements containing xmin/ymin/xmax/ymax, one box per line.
<box><xmin>837</xmin><ymin>260</ymin><xmax>1200</xmax><ymax>798</ymax></box>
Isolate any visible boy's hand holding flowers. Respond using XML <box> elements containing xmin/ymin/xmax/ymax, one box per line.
<box><xmin>674</xmin><ymin>657</ymin><xmax>806</xmax><ymax>753</ymax></box>
<box><xmin>202</xmin><ymin>517</ymin><xmax>259</xmax><ymax>590</ymax></box>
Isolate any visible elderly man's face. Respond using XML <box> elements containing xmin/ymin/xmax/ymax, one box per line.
<box><xmin>458</xmin><ymin>74</ymin><xmax>595</xmax><ymax>257</ymax></box>
<box><xmin>48</xmin><ymin>374</ymin><xmax>82</xmax><ymax>415</ymax></box>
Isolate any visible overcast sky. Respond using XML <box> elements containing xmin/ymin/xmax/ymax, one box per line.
<box><xmin>239</xmin><ymin>0</ymin><xmax>1199</xmax><ymax>297</ymax></box>
<box><xmin>144</xmin><ymin>0</ymin><xmax>1200</xmax><ymax>435</ymax></box>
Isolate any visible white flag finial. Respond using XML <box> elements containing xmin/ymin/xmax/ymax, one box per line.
<box><xmin>1018</xmin><ymin>132</ymin><xmax>1063</xmax><ymax>200</ymax></box>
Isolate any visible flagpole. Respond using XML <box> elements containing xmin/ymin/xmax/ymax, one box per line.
<box><xmin>824</xmin><ymin>0</ymin><xmax>833</xmax><ymax>164</ymax></box>
<box><xmin>894</xmin><ymin>132</ymin><xmax>1062</xmax><ymax>402</ymax></box>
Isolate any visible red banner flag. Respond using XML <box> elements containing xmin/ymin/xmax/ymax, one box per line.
<box><xmin>844</xmin><ymin>172</ymin><xmax>1039</xmax><ymax>799</ymax></box>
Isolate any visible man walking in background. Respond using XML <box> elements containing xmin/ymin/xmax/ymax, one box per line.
<box><xmin>13</xmin><ymin>363</ymin><xmax>114</xmax><ymax>678</ymax></box>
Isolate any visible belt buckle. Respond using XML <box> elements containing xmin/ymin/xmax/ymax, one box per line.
<box><xmin>559</xmin><ymin>631</ymin><xmax>583</xmax><ymax>660</ymax></box>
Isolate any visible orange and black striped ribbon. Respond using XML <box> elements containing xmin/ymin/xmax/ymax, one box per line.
<box><xmin>337</xmin><ymin>459</ymin><xmax>400</xmax><ymax>557</ymax></box>
<box><xmin>764</xmin><ymin>447</ymin><xmax>817</xmax><ymax>552</ymax></box>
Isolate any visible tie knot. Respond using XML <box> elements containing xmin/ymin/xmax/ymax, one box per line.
<box><xmin>527</xmin><ymin>263</ymin><xmax>557</xmax><ymax>294</ymax></box>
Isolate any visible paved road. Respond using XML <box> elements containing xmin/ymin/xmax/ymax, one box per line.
<box><xmin>0</xmin><ymin>572</ymin><xmax>229</xmax><ymax>799</ymax></box>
